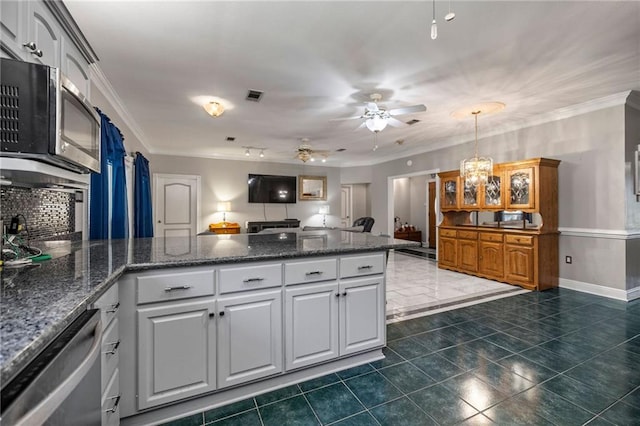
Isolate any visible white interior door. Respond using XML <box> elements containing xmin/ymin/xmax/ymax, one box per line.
<box><xmin>341</xmin><ymin>185</ymin><xmax>352</xmax><ymax>227</ymax></box>
<box><xmin>154</xmin><ymin>174</ymin><xmax>200</xmax><ymax>238</ymax></box>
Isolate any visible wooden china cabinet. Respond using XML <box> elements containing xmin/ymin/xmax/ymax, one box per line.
<box><xmin>437</xmin><ymin>158</ymin><xmax>560</xmax><ymax>291</ymax></box>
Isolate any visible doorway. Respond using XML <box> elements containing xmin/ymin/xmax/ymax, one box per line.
<box><xmin>387</xmin><ymin>169</ymin><xmax>439</xmax><ymax>251</ymax></box>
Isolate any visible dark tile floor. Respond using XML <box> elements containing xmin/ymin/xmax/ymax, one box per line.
<box><xmin>162</xmin><ymin>288</ymin><xmax>640</xmax><ymax>425</ymax></box>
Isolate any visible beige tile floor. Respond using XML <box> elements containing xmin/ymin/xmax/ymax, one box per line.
<box><xmin>385</xmin><ymin>250</ymin><xmax>527</xmax><ymax>323</ymax></box>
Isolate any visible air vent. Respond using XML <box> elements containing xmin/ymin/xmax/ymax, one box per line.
<box><xmin>406</xmin><ymin>119</ymin><xmax>420</xmax><ymax>125</ymax></box>
<box><xmin>226</xmin><ymin>136</ymin><xmax>236</xmax><ymax>142</ymax></box>
<box><xmin>1</xmin><ymin>84</ymin><xmax>20</xmax><ymax>145</ymax></box>
<box><xmin>246</xmin><ymin>90</ymin><xmax>264</xmax><ymax>102</ymax></box>
<box><xmin>335</xmin><ymin>148</ymin><xmax>346</xmax><ymax>152</ymax></box>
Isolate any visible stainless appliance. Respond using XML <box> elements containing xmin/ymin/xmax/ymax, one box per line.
<box><xmin>0</xmin><ymin>58</ymin><xmax>101</xmax><ymax>173</ymax></box>
<box><xmin>1</xmin><ymin>309</ymin><xmax>103</xmax><ymax>425</ymax></box>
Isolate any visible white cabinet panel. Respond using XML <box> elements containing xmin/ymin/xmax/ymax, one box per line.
<box><xmin>218</xmin><ymin>263</ymin><xmax>282</xmax><ymax>294</ymax></box>
<box><xmin>285</xmin><ymin>282</ymin><xmax>339</xmax><ymax>370</ymax></box>
<box><xmin>101</xmin><ymin>368</ymin><xmax>120</xmax><ymax>426</ymax></box>
<box><xmin>339</xmin><ymin>277</ymin><xmax>385</xmax><ymax>355</ymax></box>
<box><xmin>340</xmin><ymin>253</ymin><xmax>385</xmax><ymax>278</ymax></box>
<box><xmin>1</xmin><ymin>0</ymin><xmax>28</xmax><ymax>59</ymax></box>
<box><xmin>137</xmin><ymin>298</ymin><xmax>216</xmax><ymax>409</ymax></box>
<box><xmin>61</xmin><ymin>38</ymin><xmax>90</xmax><ymax>98</ymax></box>
<box><xmin>136</xmin><ymin>269</ymin><xmax>214</xmax><ymax>304</ymax></box>
<box><xmin>101</xmin><ymin>318</ymin><xmax>119</xmax><ymax>397</ymax></box>
<box><xmin>217</xmin><ymin>290</ymin><xmax>282</xmax><ymax>388</ymax></box>
<box><xmin>28</xmin><ymin>1</ymin><xmax>61</xmax><ymax>68</ymax></box>
<box><xmin>284</xmin><ymin>257</ymin><xmax>337</xmax><ymax>285</ymax></box>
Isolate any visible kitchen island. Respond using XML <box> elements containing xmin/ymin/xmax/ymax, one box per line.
<box><xmin>1</xmin><ymin>230</ymin><xmax>417</xmax><ymax>424</ymax></box>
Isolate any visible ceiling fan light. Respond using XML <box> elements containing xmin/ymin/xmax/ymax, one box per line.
<box><xmin>430</xmin><ymin>20</ymin><xmax>438</xmax><ymax>40</ymax></box>
<box><xmin>203</xmin><ymin>101</ymin><xmax>224</xmax><ymax>117</ymax></box>
<box><xmin>365</xmin><ymin>115</ymin><xmax>387</xmax><ymax>132</ymax></box>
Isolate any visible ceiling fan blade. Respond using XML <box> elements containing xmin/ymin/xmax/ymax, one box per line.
<box><xmin>355</xmin><ymin>122</ymin><xmax>367</xmax><ymax>131</ymax></box>
<box><xmin>387</xmin><ymin>117</ymin><xmax>409</xmax><ymax>128</ymax></box>
<box><xmin>330</xmin><ymin>115</ymin><xmax>364</xmax><ymax>121</ymax></box>
<box><xmin>388</xmin><ymin>104</ymin><xmax>427</xmax><ymax>116</ymax></box>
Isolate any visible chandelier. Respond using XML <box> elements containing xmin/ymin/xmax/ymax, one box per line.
<box><xmin>460</xmin><ymin>110</ymin><xmax>492</xmax><ymax>186</ymax></box>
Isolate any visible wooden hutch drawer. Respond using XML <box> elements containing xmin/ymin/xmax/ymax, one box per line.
<box><xmin>505</xmin><ymin>234</ymin><xmax>534</xmax><ymax>246</ymax></box>
<box><xmin>479</xmin><ymin>232</ymin><xmax>503</xmax><ymax>242</ymax></box>
<box><xmin>457</xmin><ymin>230</ymin><xmax>478</xmax><ymax>240</ymax></box>
<box><xmin>440</xmin><ymin>229</ymin><xmax>457</xmax><ymax>238</ymax></box>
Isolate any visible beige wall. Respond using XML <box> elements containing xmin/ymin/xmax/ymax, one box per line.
<box><xmin>150</xmin><ymin>155</ymin><xmax>341</xmax><ymax>233</ymax></box>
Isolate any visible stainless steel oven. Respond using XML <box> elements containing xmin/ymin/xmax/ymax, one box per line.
<box><xmin>1</xmin><ymin>309</ymin><xmax>102</xmax><ymax>425</ymax></box>
<box><xmin>0</xmin><ymin>58</ymin><xmax>101</xmax><ymax>173</ymax></box>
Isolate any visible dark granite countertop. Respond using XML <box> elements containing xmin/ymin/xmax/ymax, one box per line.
<box><xmin>1</xmin><ymin>231</ymin><xmax>418</xmax><ymax>384</ymax></box>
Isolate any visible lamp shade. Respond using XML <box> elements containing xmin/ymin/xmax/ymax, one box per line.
<box><xmin>217</xmin><ymin>202</ymin><xmax>231</xmax><ymax>212</ymax></box>
<box><xmin>318</xmin><ymin>205</ymin><xmax>330</xmax><ymax>215</ymax></box>
<box><xmin>204</xmin><ymin>101</ymin><xmax>224</xmax><ymax>117</ymax></box>
<box><xmin>365</xmin><ymin>116</ymin><xmax>388</xmax><ymax>132</ymax></box>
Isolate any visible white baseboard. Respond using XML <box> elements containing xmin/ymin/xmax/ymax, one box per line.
<box><xmin>559</xmin><ymin>278</ymin><xmax>640</xmax><ymax>301</ymax></box>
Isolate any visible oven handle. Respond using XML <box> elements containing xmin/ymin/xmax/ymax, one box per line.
<box><xmin>14</xmin><ymin>318</ymin><xmax>103</xmax><ymax>426</ymax></box>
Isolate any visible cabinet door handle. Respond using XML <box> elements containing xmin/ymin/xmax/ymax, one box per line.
<box><xmin>243</xmin><ymin>277</ymin><xmax>264</xmax><ymax>283</ymax></box>
<box><xmin>305</xmin><ymin>271</ymin><xmax>323</xmax><ymax>276</ymax></box>
<box><xmin>105</xmin><ymin>395</ymin><xmax>121</xmax><ymax>413</ymax></box>
<box><xmin>164</xmin><ymin>285</ymin><xmax>192</xmax><ymax>292</ymax></box>
<box><xmin>104</xmin><ymin>340</ymin><xmax>120</xmax><ymax>355</ymax></box>
<box><xmin>357</xmin><ymin>265</ymin><xmax>373</xmax><ymax>270</ymax></box>
<box><xmin>342</xmin><ymin>291</ymin><xmax>347</xmax><ymax>296</ymax></box>
<box><xmin>209</xmin><ymin>312</ymin><xmax>215</xmax><ymax>318</ymax></box>
<box><xmin>106</xmin><ymin>302</ymin><xmax>120</xmax><ymax>314</ymax></box>
<box><xmin>22</xmin><ymin>41</ymin><xmax>37</xmax><ymax>50</ymax></box>
<box><xmin>335</xmin><ymin>293</ymin><xmax>340</xmax><ymax>297</ymax></box>
<box><xmin>30</xmin><ymin>49</ymin><xmax>43</xmax><ymax>58</ymax></box>
<box><xmin>219</xmin><ymin>311</ymin><xmax>225</xmax><ymax>316</ymax></box>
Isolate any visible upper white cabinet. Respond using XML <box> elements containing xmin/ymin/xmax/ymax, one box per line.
<box><xmin>0</xmin><ymin>0</ymin><xmax>95</xmax><ymax>98</ymax></box>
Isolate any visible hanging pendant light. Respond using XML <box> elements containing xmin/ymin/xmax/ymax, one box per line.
<box><xmin>430</xmin><ymin>0</ymin><xmax>438</xmax><ymax>39</ymax></box>
<box><xmin>445</xmin><ymin>0</ymin><xmax>456</xmax><ymax>21</ymax></box>
<box><xmin>460</xmin><ymin>111</ymin><xmax>492</xmax><ymax>186</ymax></box>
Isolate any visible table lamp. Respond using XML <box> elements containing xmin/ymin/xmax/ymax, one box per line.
<box><xmin>318</xmin><ymin>205</ymin><xmax>330</xmax><ymax>227</ymax></box>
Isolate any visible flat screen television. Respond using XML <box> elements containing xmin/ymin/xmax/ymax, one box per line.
<box><xmin>248</xmin><ymin>174</ymin><xmax>296</xmax><ymax>203</ymax></box>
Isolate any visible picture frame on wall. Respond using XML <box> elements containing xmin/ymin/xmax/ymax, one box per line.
<box><xmin>299</xmin><ymin>175</ymin><xmax>327</xmax><ymax>201</ymax></box>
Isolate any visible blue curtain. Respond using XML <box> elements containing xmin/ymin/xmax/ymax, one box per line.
<box><xmin>90</xmin><ymin>110</ymin><xmax>128</xmax><ymax>239</ymax></box>
<box><xmin>134</xmin><ymin>153</ymin><xmax>153</xmax><ymax>238</ymax></box>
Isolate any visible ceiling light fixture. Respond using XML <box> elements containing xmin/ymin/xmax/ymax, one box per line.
<box><xmin>259</xmin><ymin>149</ymin><xmax>265</xmax><ymax>158</ymax></box>
<box><xmin>203</xmin><ymin>101</ymin><xmax>224</xmax><ymax>117</ymax></box>
<box><xmin>445</xmin><ymin>0</ymin><xmax>456</xmax><ymax>21</ymax></box>
<box><xmin>365</xmin><ymin>115</ymin><xmax>388</xmax><ymax>132</ymax></box>
<box><xmin>244</xmin><ymin>148</ymin><xmax>250</xmax><ymax>156</ymax></box>
<box><xmin>430</xmin><ymin>0</ymin><xmax>438</xmax><ymax>40</ymax></box>
<box><xmin>455</xmin><ymin>102</ymin><xmax>505</xmax><ymax>186</ymax></box>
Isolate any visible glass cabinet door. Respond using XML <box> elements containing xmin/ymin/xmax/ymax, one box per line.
<box><xmin>483</xmin><ymin>175</ymin><xmax>503</xmax><ymax>208</ymax></box>
<box><xmin>441</xmin><ymin>177</ymin><xmax>459</xmax><ymax>210</ymax></box>
<box><xmin>506</xmin><ymin>167</ymin><xmax>535</xmax><ymax>209</ymax></box>
<box><xmin>460</xmin><ymin>179</ymin><xmax>479</xmax><ymax>208</ymax></box>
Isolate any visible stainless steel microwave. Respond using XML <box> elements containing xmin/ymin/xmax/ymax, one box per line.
<box><xmin>0</xmin><ymin>58</ymin><xmax>101</xmax><ymax>173</ymax></box>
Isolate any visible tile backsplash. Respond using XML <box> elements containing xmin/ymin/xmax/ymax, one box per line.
<box><xmin>1</xmin><ymin>187</ymin><xmax>77</xmax><ymax>241</ymax></box>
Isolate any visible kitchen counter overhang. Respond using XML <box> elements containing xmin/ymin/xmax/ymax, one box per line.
<box><xmin>1</xmin><ymin>231</ymin><xmax>418</xmax><ymax>384</ymax></box>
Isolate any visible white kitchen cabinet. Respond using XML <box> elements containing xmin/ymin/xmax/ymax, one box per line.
<box><xmin>61</xmin><ymin>38</ymin><xmax>90</xmax><ymax>98</ymax></box>
<box><xmin>137</xmin><ymin>298</ymin><xmax>216</xmax><ymax>410</ymax></box>
<box><xmin>285</xmin><ymin>282</ymin><xmax>339</xmax><ymax>370</ymax></box>
<box><xmin>216</xmin><ymin>289</ymin><xmax>282</xmax><ymax>388</ymax></box>
<box><xmin>0</xmin><ymin>0</ymin><xmax>28</xmax><ymax>59</ymax></box>
<box><xmin>27</xmin><ymin>0</ymin><xmax>62</xmax><ymax>68</ymax></box>
<box><xmin>339</xmin><ymin>277</ymin><xmax>385</xmax><ymax>355</ymax></box>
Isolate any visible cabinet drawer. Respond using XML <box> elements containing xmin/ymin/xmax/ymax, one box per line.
<box><xmin>340</xmin><ymin>254</ymin><xmax>385</xmax><ymax>278</ymax></box>
<box><xmin>457</xmin><ymin>230</ymin><xmax>478</xmax><ymax>240</ymax></box>
<box><xmin>505</xmin><ymin>234</ymin><xmax>534</xmax><ymax>246</ymax></box>
<box><xmin>102</xmin><ymin>368</ymin><xmax>120</xmax><ymax>426</ymax></box>
<box><xmin>101</xmin><ymin>318</ymin><xmax>120</xmax><ymax>396</ymax></box>
<box><xmin>94</xmin><ymin>284</ymin><xmax>119</xmax><ymax>329</ymax></box>
<box><xmin>440</xmin><ymin>229</ymin><xmax>457</xmax><ymax>237</ymax></box>
<box><xmin>219</xmin><ymin>263</ymin><xmax>282</xmax><ymax>294</ymax></box>
<box><xmin>480</xmin><ymin>232</ymin><xmax>503</xmax><ymax>242</ymax></box>
<box><xmin>285</xmin><ymin>258</ymin><xmax>337</xmax><ymax>285</ymax></box>
<box><xmin>137</xmin><ymin>270</ymin><xmax>214</xmax><ymax>304</ymax></box>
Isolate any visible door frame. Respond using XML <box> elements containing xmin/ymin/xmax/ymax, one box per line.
<box><xmin>387</xmin><ymin>169</ymin><xmax>440</xmax><ymax>254</ymax></box>
<box><xmin>340</xmin><ymin>184</ymin><xmax>353</xmax><ymax>228</ymax></box>
<box><xmin>153</xmin><ymin>173</ymin><xmax>202</xmax><ymax>236</ymax></box>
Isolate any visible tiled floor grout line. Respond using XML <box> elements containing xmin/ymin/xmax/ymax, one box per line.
<box><xmin>333</xmin><ymin>375</ymin><xmax>382</xmax><ymax>426</ymax></box>
<box><xmin>298</xmin><ymin>389</ymin><xmax>324</xmax><ymax>425</ymax></box>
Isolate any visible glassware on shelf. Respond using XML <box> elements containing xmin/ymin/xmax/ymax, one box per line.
<box><xmin>484</xmin><ymin>175</ymin><xmax>502</xmax><ymax>206</ymax></box>
<box><xmin>510</xmin><ymin>172</ymin><xmax>530</xmax><ymax>204</ymax></box>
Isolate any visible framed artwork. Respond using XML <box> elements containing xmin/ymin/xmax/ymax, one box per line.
<box><xmin>299</xmin><ymin>175</ymin><xmax>327</xmax><ymax>201</ymax></box>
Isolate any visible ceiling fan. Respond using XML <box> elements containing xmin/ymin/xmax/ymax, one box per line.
<box><xmin>295</xmin><ymin>139</ymin><xmax>330</xmax><ymax>163</ymax></box>
<box><xmin>335</xmin><ymin>93</ymin><xmax>427</xmax><ymax>133</ymax></box>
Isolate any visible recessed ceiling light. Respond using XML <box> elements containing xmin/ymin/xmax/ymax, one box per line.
<box><xmin>226</xmin><ymin>136</ymin><xmax>236</xmax><ymax>142</ymax></box>
<box><xmin>336</xmin><ymin>148</ymin><xmax>347</xmax><ymax>152</ymax></box>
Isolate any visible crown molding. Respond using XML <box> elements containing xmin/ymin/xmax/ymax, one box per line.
<box><xmin>626</xmin><ymin>90</ymin><xmax>640</xmax><ymax>111</ymax></box>
<box><xmin>89</xmin><ymin>64</ymin><xmax>152</xmax><ymax>153</ymax></box>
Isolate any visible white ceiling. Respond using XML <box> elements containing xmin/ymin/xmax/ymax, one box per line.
<box><xmin>64</xmin><ymin>1</ymin><xmax>640</xmax><ymax>167</ymax></box>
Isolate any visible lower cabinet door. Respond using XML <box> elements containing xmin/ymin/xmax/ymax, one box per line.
<box><xmin>504</xmin><ymin>245</ymin><xmax>535</xmax><ymax>286</ymax></box>
<box><xmin>457</xmin><ymin>239</ymin><xmax>478</xmax><ymax>272</ymax></box>
<box><xmin>217</xmin><ymin>289</ymin><xmax>283</xmax><ymax>388</ymax></box>
<box><xmin>285</xmin><ymin>282</ymin><xmax>339</xmax><ymax>370</ymax></box>
<box><xmin>438</xmin><ymin>237</ymin><xmax>457</xmax><ymax>267</ymax></box>
<box><xmin>339</xmin><ymin>277</ymin><xmax>385</xmax><ymax>356</ymax></box>
<box><xmin>137</xmin><ymin>298</ymin><xmax>216</xmax><ymax>410</ymax></box>
<box><xmin>479</xmin><ymin>241</ymin><xmax>504</xmax><ymax>279</ymax></box>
